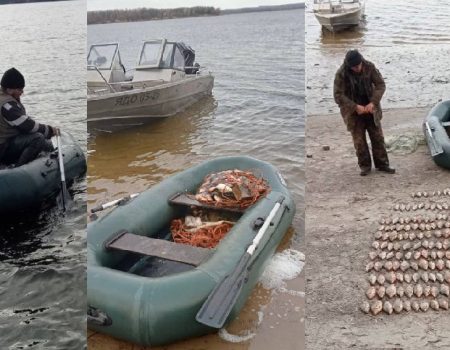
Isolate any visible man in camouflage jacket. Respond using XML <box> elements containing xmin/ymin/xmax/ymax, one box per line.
<box><xmin>334</xmin><ymin>50</ymin><xmax>395</xmax><ymax>176</ymax></box>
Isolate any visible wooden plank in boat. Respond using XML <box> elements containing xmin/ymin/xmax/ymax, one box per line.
<box><xmin>168</xmin><ymin>192</ymin><xmax>245</xmax><ymax>213</ymax></box>
<box><xmin>105</xmin><ymin>230</ymin><xmax>211</xmax><ymax>266</ymax></box>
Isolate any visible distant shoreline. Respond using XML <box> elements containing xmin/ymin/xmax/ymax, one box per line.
<box><xmin>0</xmin><ymin>0</ymin><xmax>68</xmax><ymax>4</ymax></box>
<box><xmin>87</xmin><ymin>3</ymin><xmax>305</xmax><ymax>25</ymax></box>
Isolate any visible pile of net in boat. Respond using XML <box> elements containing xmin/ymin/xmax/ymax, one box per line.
<box><xmin>171</xmin><ymin>215</ymin><xmax>234</xmax><ymax>248</ymax></box>
<box><xmin>194</xmin><ymin>169</ymin><xmax>270</xmax><ymax>210</ymax></box>
<box><xmin>170</xmin><ymin>170</ymin><xmax>269</xmax><ymax>248</ymax></box>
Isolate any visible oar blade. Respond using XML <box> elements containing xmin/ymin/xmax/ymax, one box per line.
<box><xmin>56</xmin><ymin>182</ymin><xmax>73</xmax><ymax>212</ymax></box>
<box><xmin>196</xmin><ymin>253</ymin><xmax>251</xmax><ymax>329</ymax></box>
<box><xmin>425</xmin><ymin>122</ymin><xmax>444</xmax><ymax>157</ymax></box>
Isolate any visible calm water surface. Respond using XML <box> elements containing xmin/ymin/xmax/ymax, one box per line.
<box><xmin>0</xmin><ymin>1</ymin><xmax>86</xmax><ymax>349</ymax></box>
<box><xmin>88</xmin><ymin>9</ymin><xmax>304</xmax><ymax>349</ymax></box>
<box><xmin>306</xmin><ymin>0</ymin><xmax>450</xmax><ymax>115</ymax></box>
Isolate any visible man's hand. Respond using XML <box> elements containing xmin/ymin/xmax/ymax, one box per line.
<box><xmin>364</xmin><ymin>102</ymin><xmax>375</xmax><ymax>114</ymax></box>
<box><xmin>51</xmin><ymin>126</ymin><xmax>60</xmax><ymax>137</ymax></box>
<box><xmin>355</xmin><ymin>104</ymin><xmax>366</xmax><ymax>115</ymax></box>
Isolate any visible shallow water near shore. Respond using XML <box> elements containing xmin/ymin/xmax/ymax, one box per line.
<box><xmin>87</xmin><ymin>8</ymin><xmax>305</xmax><ymax>350</ymax></box>
<box><xmin>0</xmin><ymin>2</ymin><xmax>86</xmax><ymax>349</ymax></box>
<box><xmin>306</xmin><ymin>0</ymin><xmax>450</xmax><ymax>115</ymax></box>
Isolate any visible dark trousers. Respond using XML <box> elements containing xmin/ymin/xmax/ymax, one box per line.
<box><xmin>350</xmin><ymin>114</ymin><xmax>389</xmax><ymax>170</ymax></box>
<box><xmin>1</xmin><ymin>133</ymin><xmax>54</xmax><ymax>167</ymax></box>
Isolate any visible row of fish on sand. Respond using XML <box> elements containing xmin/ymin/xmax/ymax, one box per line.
<box><xmin>362</xmin><ymin>188</ymin><xmax>450</xmax><ymax>315</ymax></box>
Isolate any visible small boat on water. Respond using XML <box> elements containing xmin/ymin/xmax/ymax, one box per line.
<box><xmin>87</xmin><ymin>156</ymin><xmax>295</xmax><ymax>346</ymax></box>
<box><xmin>87</xmin><ymin>39</ymin><xmax>214</xmax><ymax>131</ymax></box>
<box><xmin>313</xmin><ymin>0</ymin><xmax>365</xmax><ymax>32</ymax></box>
<box><xmin>423</xmin><ymin>100</ymin><xmax>450</xmax><ymax>170</ymax></box>
<box><xmin>0</xmin><ymin>132</ymin><xmax>87</xmax><ymax>214</ymax></box>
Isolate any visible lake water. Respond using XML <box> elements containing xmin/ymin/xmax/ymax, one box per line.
<box><xmin>87</xmin><ymin>8</ymin><xmax>305</xmax><ymax>350</ymax></box>
<box><xmin>0</xmin><ymin>1</ymin><xmax>86</xmax><ymax>349</ymax></box>
<box><xmin>306</xmin><ymin>0</ymin><xmax>450</xmax><ymax>115</ymax></box>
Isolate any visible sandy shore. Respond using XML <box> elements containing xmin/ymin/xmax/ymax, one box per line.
<box><xmin>306</xmin><ymin>106</ymin><xmax>450</xmax><ymax>349</ymax></box>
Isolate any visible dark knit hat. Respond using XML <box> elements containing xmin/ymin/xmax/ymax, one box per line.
<box><xmin>345</xmin><ymin>50</ymin><xmax>363</xmax><ymax>67</ymax></box>
<box><xmin>1</xmin><ymin>68</ymin><xmax>25</xmax><ymax>89</ymax></box>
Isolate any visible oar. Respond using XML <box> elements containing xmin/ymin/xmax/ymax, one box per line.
<box><xmin>56</xmin><ymin>129</ymin><xmax>72</xmax><ymax>211</ymax></box>
<box><xmin>196</xmin><ymin>195</ymin><xmax>285</xmax><ymax>329</ymax></box>
<box><xmin>425</xmin><ymin>121</ymin><xmax>444</xmax><ymax>157</ymax></box>
<box><xmin>90</xmin><ymin>193</ymin><xmax>140</xmax><ymax>214</ymax></box>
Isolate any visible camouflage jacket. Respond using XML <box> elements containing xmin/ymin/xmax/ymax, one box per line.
<box><xmin>333</xmin><ymin>59</ymin><xmax>386</xmax><ymax>132</ymax></box>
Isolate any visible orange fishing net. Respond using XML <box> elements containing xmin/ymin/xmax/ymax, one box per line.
<box><xmin>170</xmin><ymin>170</ymin><xmax>269</xmax><ymax>248</ymax></box>
<box><xmin>171</xmin><ymin>218</ymin><xmax>234</xmax><ymax>248</ymax></box>
<box><xmin>194</xmin><ymin>169</ymin><xmax>270</xmax><ymax>210</ymax></box>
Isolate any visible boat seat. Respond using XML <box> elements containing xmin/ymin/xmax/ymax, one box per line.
<box><xmin>105</xmin><ymin>230</ymin><xmax>211</xmax><ymax>266</ymax></box>
<box><xmin>168</xmin><ymin>192</ymin><xmax>245</xmax><ymax>213</ymax></box>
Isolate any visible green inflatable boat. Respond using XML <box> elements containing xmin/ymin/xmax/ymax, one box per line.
<box><xmin>423</xmin><ymin>100</ymin><xmax>450</xmax><ymax>169</ymax></box>
<box><xmin>0</xmin><ymin>132</ymin><xmax>86</xmax><ymax>214</ymax></box>
<box><xmin>87</xmin><ymin>156</ymin><xmax>295</xmax><ymax>346</ymax></box>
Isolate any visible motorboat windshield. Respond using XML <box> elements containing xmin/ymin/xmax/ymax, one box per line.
<box><xmin>87</xmin><ymin>43</ymin><xmax>128</xmax><ymax>89</ymax></box>
<box><xmin>138</xmin><ymin>40</ymin><xmax>164</xmax><ymax>68</ymax></box>
<box><xmin>87</xmin><ymin>43</ymin><xmax>121</xmax><ymax>70</ymax></box>
<box><xmin>137</xmin><ymin>39</ymin><xmax>198</xmax><ymax>73</ymax></box>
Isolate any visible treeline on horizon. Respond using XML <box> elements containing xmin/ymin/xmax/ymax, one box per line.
<box><xmin>221</xmin><ymin>3</ymin><xmax>304</xmax><ymax>14</ymax></box>
<box><xmin>88</xmin><ymin>6</ymin><xmax>220</xmax><ymax>25</ymax></box>
<box><xmin>87</xmin><ymin>3</ymin><xmax>305</xmax><ymax>25</ymax></box>
<box><xmin>0</xmin><ymin>0</ymin><xmax>66</xmax><ymax>3</ymax></box>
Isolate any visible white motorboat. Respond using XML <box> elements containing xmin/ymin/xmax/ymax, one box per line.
<box><xmin>87</xmin><ymin>39</ymin><xmax>214</xmax><ymax>131</ymax></box>
<box><xmin>313</xmin><ymin>0</ymin><xmax>365</xmax><ymax>32</ymax></box>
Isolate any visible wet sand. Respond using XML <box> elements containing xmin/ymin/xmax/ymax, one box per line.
<box><xmin>306</xmin><ymin>107</ymin><xmax>450</xmax><ymax>349</ymax></box>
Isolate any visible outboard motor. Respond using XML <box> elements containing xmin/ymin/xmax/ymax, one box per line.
<box><xmin>179</xmin><ymin>42</ymin><xmax>200</xmax><ymax>74</ymax></box>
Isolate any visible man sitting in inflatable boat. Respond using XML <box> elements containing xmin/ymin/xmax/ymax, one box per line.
<box><xmin>0</xmin><ymin>68</ymin><xmax>58</xmax><ymax>168</ymax></box>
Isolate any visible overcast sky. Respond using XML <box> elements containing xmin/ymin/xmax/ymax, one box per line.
<box><xmin>87</xmin><ymin>0</ymin><xmax>301</xmax><ymax>11</ymax></box>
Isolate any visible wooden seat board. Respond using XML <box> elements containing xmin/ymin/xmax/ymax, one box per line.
<box><xmin>105</xmin><ymin>230</ymin><xmax>211</xmax><ymax>266</ymax></box>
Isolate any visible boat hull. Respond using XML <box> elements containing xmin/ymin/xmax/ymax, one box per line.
<box><xmin>423</xmin><ymin>100</ymin><xmax>450</xmax><ymax>169</ymax></box>
<box><xmin>0</xmin><ymin>132</ymin><xmax>87</xmax><ymax>214</ymax></box>
<box><xmin>87</xmin><ymin>74</ymin><xmax>214</xmax><ymax>131</ymax></box>
<box><xmin>87</xmin><ymin>156</ymin><xmax>295</xmax><ymax>346</ymax></box>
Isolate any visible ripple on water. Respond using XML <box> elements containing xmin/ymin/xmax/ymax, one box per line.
<box><xmin>0</xmin><ymin>1</ymin><xmax>86</xmax><ymax>349</ymax></box>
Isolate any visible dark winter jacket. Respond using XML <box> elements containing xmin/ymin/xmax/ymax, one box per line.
<box><xmin>333</xmin><ymin>59</ymin><xmax>386</xmax><ymax>132</ymax></box>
